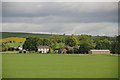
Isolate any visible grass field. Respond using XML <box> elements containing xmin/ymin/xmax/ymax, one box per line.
<box><xmin>1</xmin><ymin>32</ymin><xmax>52</xmax><ymax>39</ymax></box>
<box><xmin>1</xmin><ymin>32</ymin><xmax>67</xmax><ymax>39</ymax></box>
<box><xmin>7</xmin><ymin>42</ymin><xmax>24</xmax><ymax>47</ymax></box>
<box><xmin>2</xmin><ymin>54</ymin><xmax>118</xmax><ymax>78</ymax></box>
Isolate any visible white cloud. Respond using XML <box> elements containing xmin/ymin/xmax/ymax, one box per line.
<box><xmin>2</xmin><ymin>0</ymin><xmax>119</xmax><ymax>2</ymax></box>
<box><xmin>2</xmin><ymin>22</ymin><xmax>118</xmax><ymax>36</ymax></box>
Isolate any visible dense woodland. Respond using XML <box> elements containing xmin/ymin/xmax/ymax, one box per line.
<box><xmin>1</xmin><ymin>32</ymin><xmax>120</xmax><ymax>54</ymax></box>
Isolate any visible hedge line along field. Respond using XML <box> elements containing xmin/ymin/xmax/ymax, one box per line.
<box><xmin>2</xmin><ymin>54</ymin><xmax>118</xmax><ymax>78</ymax></box>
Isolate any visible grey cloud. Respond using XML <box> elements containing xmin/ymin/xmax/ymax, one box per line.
<box><xmin>2</xmin><ymin>2</ymin><xmax>118</xmax><ymax>36</ymax></box>
<box><xmin>2</xmin><ymin>2</ymin><xmax>118</xmax><ymax>23</ymax></box>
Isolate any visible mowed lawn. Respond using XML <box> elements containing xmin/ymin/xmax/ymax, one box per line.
<box><xmin>2</xmin><ymin>54</ymin><xmax>118</xmax><ymax>78</ymax></box>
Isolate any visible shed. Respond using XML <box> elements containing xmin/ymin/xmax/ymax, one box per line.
<box><xmin>66</xmin><ymin>45</ymin><xmax>80</xmax><ymax>50</ymax></box>
<box><xmin>59</xmin><ymin>48</ymin><xmax>67</xmax><ymax>54</ymax></box>
<box><xmin>88</xmin><ymin>50</ymin><xmax>110</xmax><ymax>54</ymax></box>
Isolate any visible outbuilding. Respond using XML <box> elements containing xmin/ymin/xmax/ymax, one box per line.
<box><xmin>88</xmin><ymin>50</ymin><xmax>110</xmax><ymax>54</ymax></box>
<box><xmin>59</xmin><ymin>48</ymin><xmax>67</xmax><ymax>54</ymax></box>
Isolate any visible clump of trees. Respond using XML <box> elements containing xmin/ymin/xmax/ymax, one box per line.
<box><xmin>23</xmin><ymin>37</ymin><xmax>50</xmax><ymax>51</ymax></box>
<box><xmin>65</xmin><ymin>36</ymin><xmax>78</xmax><ymax>47</ymax></box>
<box><xmin>78</xmin><ymin>35</ymin><xmax>96</xmax><ymax>53</ymax></box>
<box><xmin>110</xmin><ymin>35</ymin><xmax>120</xmax><ymax>54</ymax></box>
<box><xmin>23</xmin><ymin>36</ymin><xmax>65</xmax><ymax>51</ymax></box>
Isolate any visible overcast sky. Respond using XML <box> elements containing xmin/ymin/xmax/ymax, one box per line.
<box><xmin>2</xmin><ymin>2</ymin><xmax>118</xmax><ymax>36</ymax></box>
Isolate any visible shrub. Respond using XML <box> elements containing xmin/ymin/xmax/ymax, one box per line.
<box><xmin>74</xmin><ymin>48</ymin><xmax>79</xmax><ymax>54</ymax></box>
<box><xmin>68</xmin><ymin>49</ymin><xmax>74</xmax><ymax>54</ymax></box>
<box><xmin>39</xmin><ymin>51</ymin><xmax>42</xmax><ymax>53</ymax></box>
<box><xmin>8</xmin><ymin>47</ymin><xmax>14</xmax><ymax>51</ymax></box>
<box><xmin>55</xmin><ymin>50</ymin><xmax>58</xmax><ymax>53</ymax></box>
<box><xmin>49</xmin><ymin>48</ymin><xmax>52</xmax><ymax>53</ymax></box>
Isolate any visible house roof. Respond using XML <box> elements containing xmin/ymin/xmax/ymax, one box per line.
<box><xmin>38</xmin><ymin>46</ymin><xmax>49</xmax><ymax>49</ymax></box>
<box><xmin>60</xmin><ymin>48</ymin><xmax>67</xmax><ymax>51</ymax></box>
<box><xmin>90</xmin><ymin>50</ymin><xmax>110</xmax><ymax>52</ymax></box>
<box><xmin>66</xmin><ymin>46</ymin><xmax>80</xmax><ymax>50</ymax></box>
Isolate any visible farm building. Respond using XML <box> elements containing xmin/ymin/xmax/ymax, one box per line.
<box><xmin>88</xmin><ymin>50</ymin><xmax>110</xmax><ymax>54</ymax></box>
<box><xmin>13</xmin><ymin>46</ymin><xmax>23</xmax><ymax>51</ymax></box>
<box><xmin>59</xmin><ymin>48</ymin><xmax>67</xmax><ymax>54</ymax></box>
<box><xmin>38</xmin><ymin>46</ymin><xmax>49</xmax><ymax>53</ymax></box>
<box><xmin>66</xmin><ymin>45</ymin><xmax>80</xmax><ymax>50</ymax></box>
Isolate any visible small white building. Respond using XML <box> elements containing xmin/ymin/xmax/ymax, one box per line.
<box><xmin>38</xmin><ymin>46</ymin><xmax>49</xmax><ymax>53</ymax></box>
<box><xmin>18</xmin><ymin>46</ymin><xmax>23</xmax><ymax>51</ymax></box>
<box><xmin>89</xmin><ymin>50</ymin><xmax>110</xmax><ymax>54</ymax></box>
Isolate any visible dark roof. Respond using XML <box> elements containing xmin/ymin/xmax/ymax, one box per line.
<box><xmin>38</xmin><ymin>46</ymin><xmax>49</xmax><ymax>49</ymax></box>
<box><xmin>66</xmin><ymin>46</ymin><xmax>73</xmax><ymax>49</ymax></box>
<box><xmin>90</xmin><ymin>50</ymin><xmax>110</xmax><ymax>52</ymax></box>
<box><xmin>60</xmin><ymin>48</ymin><xmax>67</xmax><ymax>51</ymax></box>
<box><xmin>66</xmin><ymin>46</ymin><xmax>80</xmax><ymax>50</ymax></box>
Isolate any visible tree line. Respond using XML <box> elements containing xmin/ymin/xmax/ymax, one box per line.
<box><xmin>22</xmin><ymin>35</ymin><xmax>120</xmax><ymax>54</ymax></box>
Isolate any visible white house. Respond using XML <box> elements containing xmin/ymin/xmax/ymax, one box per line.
<box><xmin>38</xmin><ymin>46</ymin><xmax>49</xmax><ymax>53</ymax></box>
<box><xmin>18</xmin><ymin>46</ymin><xmax>23</xmax><ymax>51</ymax></box>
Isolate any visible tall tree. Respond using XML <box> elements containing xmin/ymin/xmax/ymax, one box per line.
<box><xmin>95</xmin><ymin>39</ymin><xmax>111</xmax><ymax>49</ymax></box>
<box><xmin>50</xmin><ymin>35</ymin><xmax>65</xmax><ymax>43</ymax></box>
<box><xmin>117</xmin><ymin>35</ymin><xmax>120</xmax><ymax>54</ymax></box>
<box><xmin>110</xmin><ymin>37</ymin><xmax>118</xmax><ymax>54</ymax></box>
<box><xmin>49</xmin><ymin>39</ymin><xmax>58</xmax><ymax>50</ymax></box>
<box><xmin>42</xmin><ymin>39</ymin><xmax>50</xmax><ymax>46</ymax></box>
<box><xmin>65</xmin><ymin>36</ymin><xmax>78</xmax><ymax>47</ymax></box>
<box><xmin>23</xmin><ymin>37</ymin><xmax>43</xmax><ymax>51</ymax></box>
<box><xmin>78</xmin><ymin>35</ymin><xmax>96</xmax><ymax>53</ymax></box>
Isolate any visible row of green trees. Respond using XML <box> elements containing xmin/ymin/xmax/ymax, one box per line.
<box><xmin>23</xmin><ymin>35</ymin><xmax>120</xmax><ymax>54</ymax></box>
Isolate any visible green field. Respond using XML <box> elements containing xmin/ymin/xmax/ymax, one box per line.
<box><xmin>7</xmin><ymin>42</ymin><xmax>24</xmax><ymax>47</ymax></box>
<box><xmin>1</xmin><ymin>32</ymin><xmax>67</xmax><ymax>39</ymax></box>
<box><xmin>2</xmin><ymin>54</ymin><xmax>118</xmax><ymax>78</ymax></box>
<box><xmin>1</xmin><ymin>32</ymin><xmax>52</xmax><ymax>39</ymax></box>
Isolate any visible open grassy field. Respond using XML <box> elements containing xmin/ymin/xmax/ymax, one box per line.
<box><xmin>7</xmin><ymin>42</ymin><xmax>24</xmax><ymax>47</ymax></box>
<box><xmin>1</xmin><ymin>32</ymin><xmax>52</xmax><ymax>39</ymax></box>
<box><xmin>1</xmin><ymin>37</ymin><xmax>26</xmax><ymax>43</ymax></box>
<box><xmin>2</xmin><ymin>54</ymin><xmax>118</xmax><ymax>78</ymax></box>
<box><xmin>1</xmin><ymin>32</ymin><xmax>67</xmax><ymax>39</ymax></box>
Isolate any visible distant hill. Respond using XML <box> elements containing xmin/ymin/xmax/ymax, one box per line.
<box><xmin>1</xmin><ymin>32</ymin><xmax>67</xmax><ymax>39</ymax></box>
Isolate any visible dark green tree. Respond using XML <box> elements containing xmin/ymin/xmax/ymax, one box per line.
<box><xmin>110</xmin><ymin>37</ymin><xmax>118</xmax><ymax>54</ymax></box>
<box><xmin>78</xmin><ymin>35</ymin><xmax>96</xmax><ymax>53</ymax></box>
<box><xmin>117</xmin><ymin>35</ymin><xmax>120</xmax><ymax>54</ymax></box>
<box><xmin>23</xmin><ymin>37</ymin><xmax>43</xmax><ymax>51</ymax></box>
<box><xmin>43</xmin><ymin>39</ymin><xmax>50</xmax><ymax>46</ymax></box>
<box><xmin>79</xmin><ymin>42</ymin><xmax>95</xmax><ymax>54</ymax></box>
<box><xmin>50</xmin><ymin>35</ymin><xmax>65</xmax><ymax>43</ymax></box>
<box><xmin>95</xmin><ymin>39</ymin><xmax>111</xmax><ymax>49</ymax></box>
<box><xmin>65</xmin><ymin>36</ymin><xmax>78</xmax><ymax>47</ymax></box>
